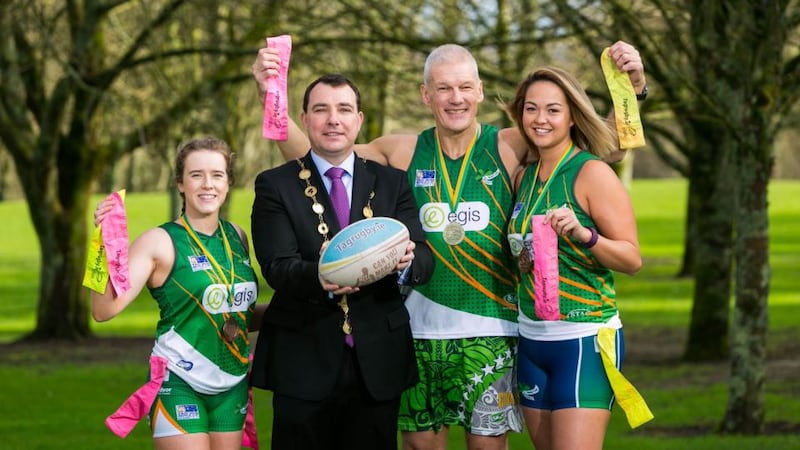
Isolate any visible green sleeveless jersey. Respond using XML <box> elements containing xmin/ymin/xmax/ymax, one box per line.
<box><xmin>149</xmin><ymin>220</ymin><xmax>258</xmax><ymax>395</ymax></box>
<box><xmin>405</xmin><ymin>124</ymin><xmax>518</xmax><ymax>338</ymax></box>
<box><xmin>507</xmin><ymin>150</ymin><xmax>617</xmax><ymax>327</ymax></box>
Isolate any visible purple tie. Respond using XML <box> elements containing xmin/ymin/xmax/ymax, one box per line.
<box><xmin>325</xmin><ymin>167</ymin><xmax>354</xmax><ymax>347</ymax></box>
<box><xmin>325</xmin><ymin>167</ymin><xmax>350</xmax><ymax>229</ymax></box>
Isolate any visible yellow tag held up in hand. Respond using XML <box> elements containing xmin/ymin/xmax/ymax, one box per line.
<box><xmin>597</xmin><ymin>327</ymin><xmax>654</xmax><ymax>428</ymax></box>
<box><xmin>601</xmin><ymin>48</ymin><xmax>646</xmax><ymax>149</ymax></box>
<box><xmin>82</xmin><ymin>189</ymin><xmax>126</xmax><ymax>294</ymax></box>
<box><xmin>83</xmin><ymin>223</ymin><xmax>109</xmax><ymax>293</ymax></box>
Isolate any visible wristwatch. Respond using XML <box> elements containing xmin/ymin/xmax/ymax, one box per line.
<box><xmin>636</xmin><ymin>84</ymin><xmax>649</xmax><ymax>101</ymax></box>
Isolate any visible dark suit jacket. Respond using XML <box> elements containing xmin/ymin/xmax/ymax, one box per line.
<box><xmin>250</xmin><ymin>152</ymin><xmax>433</xmax><ymax>402</ymax></box>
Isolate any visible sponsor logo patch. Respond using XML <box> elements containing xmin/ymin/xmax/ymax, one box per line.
<box><xmin>415</xmin><ymin>169</ymin><xmax>436</xmax><ymax>187</ymax></box>
<box><xmin>176</xmin><ymin>404</ymin><xmax>200</xmax><ymax>420</ymax></box>
<box><xmin>202</xmin><ymin>281</ymin><xmax>258</xmax><ymax>313</ymax></box>
<box><xmin>521</xmin><ymin>384</ymin><xmax>540</xmax><ymax>401</ymax></box>
<box><xmin>419</xmin><ymin>201</ymin><xmax>491</xmax><ymax>232</ymax></box>
<box><xmin>188</xmin><ymin>255</ymin><xmax>213</xmax><ymax>272</ymax></box>
<box><xmin>480</xmin><ymin>169</ymin><xmax>501</xmax><ymax>185</ymax></box>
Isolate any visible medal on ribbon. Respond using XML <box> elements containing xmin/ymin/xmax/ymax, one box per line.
<box><xmin>180</xmin><ymin>215</ymin><xmax>240</xmax><ymax>342</ymax></box>
<box><xmin>510</xmin><ymin>143</ymin><xmax>574</xmax><ymax>273</ymax></box>
<box><xmin>435</xmin><ymin>127</ymin><xmax>479</xmax><ymax>246</ymax></box>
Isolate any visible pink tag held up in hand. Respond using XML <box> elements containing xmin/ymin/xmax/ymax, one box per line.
<box><xmin>101</xmin><ymin>190</ymin><xmax>131</xmax><ymax>296</ymax></box>
<box><xmin>532</xmin><ymin>215</ymin><xmax>560</xmax><ymax>320</ymax></box>
<box><xmin>262</xmin><ymin>34</ymin><xmax>292</xmax><ymax>141</ymax></box>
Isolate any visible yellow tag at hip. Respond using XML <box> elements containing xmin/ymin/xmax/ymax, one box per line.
<box><xmin>601</xmin><ymin>48</ymin><xmax>646</xmax><ymax>149</ymax></box>
<box><xmin>597</xmin><ymin>327</ymin><xmax>654</xmax><ymax>428</ymax></box>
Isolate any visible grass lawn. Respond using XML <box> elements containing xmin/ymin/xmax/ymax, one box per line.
<box><xmin>0</xmin><ymin>179</ymin><xmax>798</xmax><ymax>449</ymax></box>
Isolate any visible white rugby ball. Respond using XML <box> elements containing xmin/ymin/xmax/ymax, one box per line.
<box><xmin>319</xmin><ymin>217</ymin><xmax>410</xmax><ymax>287</ymax></box>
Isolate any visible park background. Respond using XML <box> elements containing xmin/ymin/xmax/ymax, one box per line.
<box><xmin>1</xmin><ymin>1</ymin><xmax>798</xmax><ymax>449</ymax></box>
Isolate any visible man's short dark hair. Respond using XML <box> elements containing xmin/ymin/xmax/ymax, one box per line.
<box><xmin>302</xmin><ymin>74</ymin><xmax>362</xmax><ymax>112</ymax></box>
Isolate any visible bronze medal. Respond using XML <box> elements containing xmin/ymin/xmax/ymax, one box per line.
<box><xmin>222</xmin><ymin>316</ymin><xmax>240</xmax><ymax>341</ymax></box>
<box><xmin>517</xmin><ymin>250</ymin><xmax>532</xmax><ymax>273</ymax></box>
<box><xmin>442</xmin><ymin>221</ymin><xmax>465</xmax><ymax>245</ymax></box>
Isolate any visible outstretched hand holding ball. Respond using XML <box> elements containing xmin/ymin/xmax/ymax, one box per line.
<box><xmin>319</xmin><ymin>217</ymin><xmax>411</xmax><ymax>290</ymax></box>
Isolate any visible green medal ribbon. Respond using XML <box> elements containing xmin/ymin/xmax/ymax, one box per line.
<box><xmin>180</xmin><ymin>215</ymin><xmax>236</xmax><ymax>305</ymax></box>
<box><xmin>435</xmin><ymin>127</ymin><xmax>479</xmax><ymax>211</ymax></box>
<box><xmin>514</xmin><ymin>141</ymin><xmax>574</xmax><ymax>237</ymax></box>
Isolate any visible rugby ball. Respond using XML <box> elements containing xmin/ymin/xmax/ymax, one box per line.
<box><xmin>319</xmin><ymin>217</ymin><xmax>410</xmax><ymax>287</ymax></box>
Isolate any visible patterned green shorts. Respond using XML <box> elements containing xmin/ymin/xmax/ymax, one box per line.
<box><xmin>398</xmin><ymin>336</ymin><xmax>523</xmax><ymax>436</ymax></box>
<box><xmin>148</xmin><ymin>370</ymin><xmax>248</xmax><ymax>437</ymax></box>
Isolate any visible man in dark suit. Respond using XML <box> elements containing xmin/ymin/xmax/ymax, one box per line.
<box><xmin>250</xmin><ymin>74</ymin><xmax>434</xmax><ymax>450</ymax></box>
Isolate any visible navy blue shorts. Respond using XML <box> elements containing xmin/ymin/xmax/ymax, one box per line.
<box><xmin>517</xmin><ymin>329</ymin><xmax>624</xmax><ymax>410</ymax></box>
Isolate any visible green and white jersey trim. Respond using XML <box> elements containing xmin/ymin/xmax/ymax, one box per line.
<box><xmin>152</xmin><ymin>327</ymin><xmax>247</xmax><ymax>395</ymax></box>
<box><xmin>406</xmin><ymin>290</ymin><xmax>518</xmax><ymax>339</ymax></box>
<box><xmin>518</xmin><ymin>310</ymin><xmax>622</xmax><ymax>341</ymax></box>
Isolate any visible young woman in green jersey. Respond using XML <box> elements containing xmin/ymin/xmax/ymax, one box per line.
<box><xmin>505</xmin><ymin>66</ymin><xmax>644</xmax><ymax>450</ymax></box>
<box><xmin>91</xmin><ymin>137</ymin><xmax>261</xmax><ymax>450</ymax></box>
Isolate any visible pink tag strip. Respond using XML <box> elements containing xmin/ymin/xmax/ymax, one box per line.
<box><xmin>101</xmin><ymin>191</ymin><xmax>131</xmax><ymax>296</ymax></box>
<box><xmin>262</xmin><ymin>34</ymin><xmax>292</xmax><ymax>140</ymax></box>
<box><xmin>532</xmin><ymin>215</ymin><xmax>560</xmax><ymax>320</ymax></box>
<box><xmin>241</xmin><ymin>354</ymin><xmax>259</xmax><ymax>449</ymax></box>
<box><xmin>105</xmin><ymin>356</ymin><xmax>168</xmax><ymax>438</ymax></box>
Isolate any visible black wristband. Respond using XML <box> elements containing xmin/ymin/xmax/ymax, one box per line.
<box><xmin>582</xmin><ymin>227</ymin><xmax>599</xmax><ymax>248</ymax></box>
<box><xmin>636</xmin><ymin>84</ymin><xmax>648</xmax><ymax>101</ymax></box>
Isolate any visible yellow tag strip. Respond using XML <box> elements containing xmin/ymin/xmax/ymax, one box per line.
<box><xmin>83</xmin><ymin>189</ymin><xmax>127</xmax><ymax>294</ymax></box>
<box><xmin>600</xmin><ymin>48</ymin><xmax>646</xmax><ymax>149</ymax></box>
<box><xmin>597</xmin><ymin>327</ymin><xmax>654</xmax><ymax>428</ymax></box>
<box><xmin>83</xmin><ymin>212</ymin><xmax>110</xmax><ymax>293</ymax></box>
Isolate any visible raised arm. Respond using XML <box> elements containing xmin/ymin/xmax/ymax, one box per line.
<box><xmin>252</xmin><ymin>47</ymin><xmax>311</xmax><ymax>161</ymax></box>
<box><xmin>600</xmin><ymin>40</ymin><xmax>648</xmax><ymax>163</ymax></box>
<box><xmin>500</xmin><ymin>40</ymin><xmax>647</xmax><ymax>165</ymax></box>
<box><xmin>90</xmin><ymin>226</ymin><xmax>172</xmax><ymax>321</ymax></box>
<box><xmin>252</xmin><ymin>44</ymin><xmax>418</xmax><ymax>169</ymax></box>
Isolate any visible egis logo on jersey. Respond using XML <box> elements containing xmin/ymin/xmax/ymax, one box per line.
<box><xmin>202</xmin><ymin>281</ymin><xmax>257</xmax><ymax>313</ymax></box>
<box><xmin>419</xmin><ymin>201</ymin><xmax>491</xmax><ymax>232</ymax></box>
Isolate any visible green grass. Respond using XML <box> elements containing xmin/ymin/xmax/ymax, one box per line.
<box><xmin>1</xmin><ymin>179</ymin><xmax>799</xmax><ymax>449</ymax></box>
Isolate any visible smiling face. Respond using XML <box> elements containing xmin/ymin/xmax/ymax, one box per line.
<box><xmin>521</xmin><ymin>80</ymin><xmax>574</xmax><ymax>153</ymax></box>
<box><xmin>176</xmin><ymin>149</ymin><xmax>230</xmax><ymax>218</ymax></box>
<box><xmin>421</xmin><ymin>57</ymin><xmax>484</xmax><ymax>135</ymax></box>
<box><xmin>301</xmin><ymin>82</ymin><xmax>363</xmax><ymax>165</ymax></box>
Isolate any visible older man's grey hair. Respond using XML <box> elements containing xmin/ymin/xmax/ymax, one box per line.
<box><xmin>423</xmin><ymin>44</ymin><xmax>480</xmax><ymax>86</ymax></box>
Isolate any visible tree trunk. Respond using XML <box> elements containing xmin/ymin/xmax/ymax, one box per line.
<box><xmin>20</xmin><ymin>144</ymin><xmax>95</xmax><ymax>341</ymax></box>
<box><xmin>683</xmin><ymin>132</ymin><xmax>734</xmax><ymax>361</ymax></box>
<box><xmin>721</xmin><ymin>177</ymin><xmax>769</xmax><ymax>433</ymax></box>
<box><xmin>677</xmin><ymin>188</ymin><xmax>696</xmax><ymax>278</ymax></box>
<box><xmin>720</xmin><ymin>128</ymin><xmax>772</xmax><ymax>434</ymax></box>
<box><xmin>32</xmin><ymin>213</ymin><xmax>92</xmax><ymax>340</ymax></box>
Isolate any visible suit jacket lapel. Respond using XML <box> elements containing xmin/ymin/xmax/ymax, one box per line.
<box><xmin>350</xmin><ymin>156</ymin><xmax>376</xmax><ymax>224</ymax></box>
